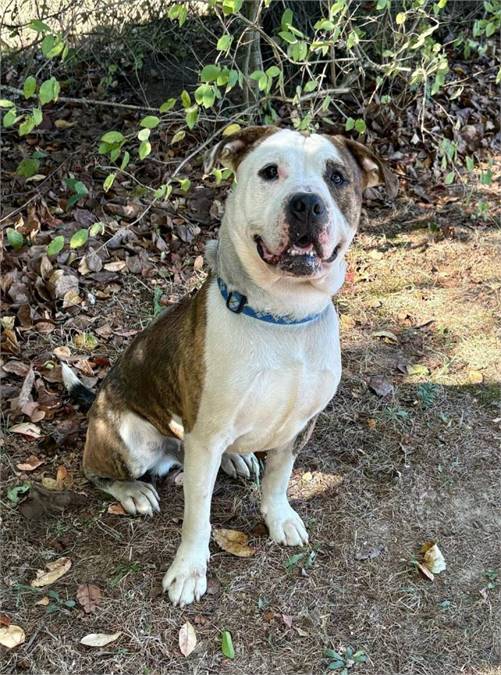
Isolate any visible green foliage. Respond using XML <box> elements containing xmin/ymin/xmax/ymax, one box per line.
<box><xmin>47</xmin><ymin>236</ymin><xmax>65</xmax><ymax>256</ymax></box>
<box><xmin>325</xmin><ymin>646</ymin><xmax>368</xmax><ymax>672</ymax></box>
<box><xmin>6</xmin><ymin>228</ymin><xmax>25</xmax><ymax>250</ymax></box>
<box><xmin>65</xmin><ymin>178</ymin><xmax>89</xmax><ymax>208</ymax></box>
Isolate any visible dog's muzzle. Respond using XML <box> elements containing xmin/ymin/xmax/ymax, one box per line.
<box><xmin>255</xmin><ymin>192</ymin><xmax>340</xmax><ymax>277</ymax></box>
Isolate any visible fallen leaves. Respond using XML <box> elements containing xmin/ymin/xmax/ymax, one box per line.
<box><xmin>76</xmin><ymin>584</ymin><xmax>102</xmax><ymax>613</ymax></box>
<box><xmin>80</xmin><ymin>632</ymin><xmax>121</xmax><ymax>647</ymax></box>
<box><xmin>42</xmin><ymin>466</ymin><xmax>73</xmax><ymax>491</ymax></box>
<box><xmin>213</xmin><ymin>528</ymin><xmax>255</xmax><ymax>557</ymax></box>
<box><xmin>9</xmin><ymin>422</ymin><xmax>42</xmax><ymax>438</ymax></box>
<box><xmin>416</xmin><ymin>541</ymin><xmax>446</xmax><ymax>581</ymax></box>
<box><xmin>178</xmin><ymin>621</ymin><xmax>197</xmax><ymax>657</ymax></box>
<box><xmin>16</xmin><ymin>455</ymin><xmax>44</xmax><ymax>472</ymax></box>
<box><xmin>368</xmin><ymin>376</ymin><xmax>394</xmax><ymax>398</ymax></box>
<box><xmin>221</xmin><ymin>630</ymin><xmax>235</xmax><ymax>659</ymax></box>
<box><xmin>0</xmin><ymin>624</ymin><xmax>26</xmax><ymax>649</ymax></box>
<box><xmin>30</xmin><ymin>557</ymin><xmax>72</xmax><ymax>587</ymax></box>
<box><xmin>107</xmin><ymin>502</ymin><xmax>127</xmax><ymax>515</ymax></box>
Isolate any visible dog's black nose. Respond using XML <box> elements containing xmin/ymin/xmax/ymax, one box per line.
<box><xmin>287</xmin><ymin>193</ymin><xmax>327</xmax><ymax>247</ymax></box>
<box><xmin>289</xmin><ymin>193</ymin><xmax>326</xmax><ymax>222</ymax></box>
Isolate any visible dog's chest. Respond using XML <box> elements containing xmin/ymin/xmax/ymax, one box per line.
<box><xmin>196</xmin><ymin>286</ymin><xmax>341</xmax><ymax>452</ymax></box>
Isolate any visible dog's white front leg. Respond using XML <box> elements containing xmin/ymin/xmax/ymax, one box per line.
<box><xmin>261</xmin><ymin>442</ymin><xmax>308</xmax><ymax>547</ymax></box>
<box><xmin>162</xmin><ymin>435</ymin><xmax>223</xmax><ymax>606</ymax></box>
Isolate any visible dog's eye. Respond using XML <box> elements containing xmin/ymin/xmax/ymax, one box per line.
<box><xmin>259</xmin><ymin>164</ymin><xmax>279</xmax><ymax>181</ymax></box>
<box><xmin>330</xmin><ymin>170</ymin><xmax>346</xmax><ymax>186</ymax></box>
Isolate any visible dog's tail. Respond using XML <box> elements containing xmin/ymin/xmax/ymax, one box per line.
<box><xmin>61</xmin><ymin>363</ymin><xmax>96</xmax><ymax>412</ymax></box>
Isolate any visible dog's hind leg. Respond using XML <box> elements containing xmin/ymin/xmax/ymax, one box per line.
<box><xmin>83</xmin><ymin>408</ymin><xmax>181</xmax><ymax>517</ymax></box>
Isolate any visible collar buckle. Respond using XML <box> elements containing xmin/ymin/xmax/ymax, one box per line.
<box><xmin>226</xmin><ymin>290</ymin><xmax>247</xmax><ymax>314</ymax></box>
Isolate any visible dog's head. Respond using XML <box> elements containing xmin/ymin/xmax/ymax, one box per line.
<box><xmin>205</xmin><ymin>126</ymin><xmax>397</xmax><ymax>288</ymax></box>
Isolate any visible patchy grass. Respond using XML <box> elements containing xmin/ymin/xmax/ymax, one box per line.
<box><xmin>1</xmin><ymin>186</ymin><xmax>500</xmax><ymax>674</ymax></box>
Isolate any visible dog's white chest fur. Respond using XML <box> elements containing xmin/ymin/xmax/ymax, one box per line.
<box><xmin>192</xmin><ymin>281</ymin><xmax>341</xmax><ymax>453</ymax></box>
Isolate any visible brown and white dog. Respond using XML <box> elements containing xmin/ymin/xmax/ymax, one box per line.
<box><xmin>63</xmin><ymin>127</ymin><xmax>397</xmax><ymax>607</ymax></box>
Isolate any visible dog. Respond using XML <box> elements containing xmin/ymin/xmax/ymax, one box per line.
<box><xmin>63</xmin><ymin>126</ymin><xmax>397</xmax><ymax>607</ymax></box>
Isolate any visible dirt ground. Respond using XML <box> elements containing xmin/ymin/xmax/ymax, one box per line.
<box><xmin>1</xmin><ymin>173</ymin><xmax>500</xmax><ymax>674</ymax></box>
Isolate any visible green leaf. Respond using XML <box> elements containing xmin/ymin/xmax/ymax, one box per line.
<box><xmin>185</xmin><ymin>105</ymin><xmax>199</xmax><ymax>130</ymax></box>
<box><xmin>41</xmin><ymin>34</ymin><xmax>64</xmax><ymax>59</ymax></box>
<box><xmin>160</xmin><ymin>98</ymin><xmax>176</xmax><ymax>112</ymax></box>
<box><xmin>217</xmin><ymin>34</ymin><xmax>233</xmax><ymax>51</ymax></box>
<box><xmin>221</xmin><ymin>631</ymin><xmax>235</xmax><ymax>659</ymax></box>
<box><xmin>90</xmin><ymin>222</ymin><xmax>105</xmax><ymax>236</ymax></box>
<box><xmin>7</xmin><ymin>483</ymin><xmax>30</xmax><ymax>503</ymax></box>
<box><xmin>354</xmin><ymin>118</ymin><xmax>366</xmax><ymax>134</ymax></box>
<box><xmin>39</xmin><ymin>77</ymin><xmax>60</xmax><ymax>105</ymax></box>
<box><xmin>101</xmin><ymin>130</ymin><xmax>124</xmax><ymax>144</ymax></box>
<box><xmin>345</xmin><ymin>117</ymin><xmax>355</xmax><ymax>131</ymax></box>
<box><xmin>465</xmin><ymin>156</ymin><xmax>475</xmax><ymax>171</ymax></box>
<box><xmin>16</xmin><ymin>158</ymin><xmax>40</xmax><ymax>178</ymax></box>
<box><xmin>6</xmin><ymin>228</ymin><xmax>24</xmax><ymax>250</ymax></box>
<box><xmin>2</xmin><ymin>108</ymin><xmax>17</xmax><ymax>127</ymax></box>
<box><xmin>327</xmin><ymin>662</ymin><xmax>346</xmax><ymax>670</ymax></box>
<box><xmin>396</xmin><ymin>11</ymin><xmax>407</xmax><ymax>25</ymax></box>
<box><xmin>178</xmin><ymin>178</ymin><xmax>191</xmax><ymax>193</ymax></box>
<box><xmin>195</xmin><ymin>84</ymin><xmax>216</xmax><ymax>109</ymax></box>
<box><xmin>103</xmin><ymin>172</ymin><xmax>116</xmax><ymax>192</ymax></box>
<box><xmin>496</xmin><ymin>67</ymin><xmax>501</xmax><ymax>85</ymax></box>
<box><xmin>304</xmin><ymin>80</ymin><xmax>317</xmax><ymax>93</ymax></box>
<box><xmin>70</xmin><ymin>228</ymin><xmax>89</xmax><ymax>249</ymax></box>
<box><xmin>325</xmin><ymin>649</ymin><xmax>344</xmax><ymax>660</ymax></box>
<box><xmin>137</xmin><ymin>128</ymin><xmax>150</xmax><ymax>141</ymax></box>
<box><xmin>0</xmin><ymin>99</ymin><xmax>14</xmax><ymax>108</ymax></box>
<box><xmin>23</xmin><ymin>76</ymin><xmax>37</xmax><ymax>98</ymax></box>
<box><xmin>281</xmin><ymin>7</ymin><xmax>294</xmax><ymax>31</ymax></box>
<box><xmin>120</xmin><ymin>151</ymin><xmax>130</xmax><ymax>170</ymax></box>
<box><xmin>445</xmin><ymin>171</ymin><xmax>455</xmax><ymax>185</ymax></box>
<box><xmin>138</xmin><ymin>140</ymin><xmax>151</xmax><ymax>160</ymax></box>
<box><xmin>266</xmin><ymin>65</ymin><xmax>280</xmax><ymax>78</ymax></box>
<box><xmin>47</xmin><ymin>235</ymin><xmax>65</xmax><ymax>256</ymax></box>
<box><xmin>18</xmin><ymin>117</ymin><xmax>35</xmax><ymax>136</ymax></box>
<box><xmin>31</xmin><ymin>108</ymin><xmax>43</xmax><ymax>126</ymax></box>
<box><xmin>279</xmin><ymin>30</ymin><xmax>296</xmax><ymax>44</ymax></box>
<box><xmin>180</xmin><ymin>90</ymin><xmax>191</xmax><ymax>108</ymax></box>
<box><xmin>140</xmin><ymin>115</ymin><xmax>160</xmax><ymax>129</ymax></box>
<box><xmin>200</xmin><ymin>64</ymin><xmax>221</xmax><ymax>82</ymax></box>
<box><xmin>171</xmin><ymin>129</ymin><xmax>185</xmax><ymax>144</ymax></box>
<box><xmin>29</xmin><ymin>19</ymin><xmax>50</xmax><ymax>32</ymax></box>
<box><xmin>154</xmin><ymin>183</ymin><xmax>172</xmax><ymax>200</ymax></box>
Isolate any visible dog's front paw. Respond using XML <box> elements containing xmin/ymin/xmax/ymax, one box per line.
<box><xmin>264</xmin><ymin>503</ymin><xmax>309</xmax><ymax>546</ymax></box>
<box><xmin>162</xmin><ymin>547</ymin><xmax>208</xmax><ymax>607</ymax></box>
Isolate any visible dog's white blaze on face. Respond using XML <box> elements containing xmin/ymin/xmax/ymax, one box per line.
<box><xmin>224</xmin><ymin>129</ymin><xmax>356</xmax><ymax>285</ymax></box>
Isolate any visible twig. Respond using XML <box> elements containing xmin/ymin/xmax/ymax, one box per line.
<box><xmin>0</xmin><ymin>85</ymin><xmax>161</xmax><ymax>113</ymax></box>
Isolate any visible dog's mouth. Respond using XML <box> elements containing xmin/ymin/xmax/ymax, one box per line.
<box><xmin>255</xmin><ymin>236</ymin><xmax>341</xmax><ymax>277</ymax></box>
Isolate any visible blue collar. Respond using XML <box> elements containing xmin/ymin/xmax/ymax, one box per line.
<box><xmin>217</xmin><ymin>277</ymin><xmax>327</xmax><ymax>326</ymax></box>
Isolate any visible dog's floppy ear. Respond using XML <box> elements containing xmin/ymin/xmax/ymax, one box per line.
<box><xmin>204</xmin><ymin>125</ymin><xmax>277</xmax><ymax>174</ymax></box>
<box><xmin>342</xmin><ymin>138</ymin><xmax>398</xmax><ymax>199</ymax></box>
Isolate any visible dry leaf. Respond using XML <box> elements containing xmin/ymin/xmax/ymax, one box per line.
<box><xmin>282</xmin><ymin>614</ymin><xmax>293</xmax><ymax>628</ymax></box>
<box><xmin>467</xmin><ymin>370</ymin><xmax>483</xmax><ymax>384</ymax></box>
<box><xmin>179</xmin><ymin>621</ymin><xmax>197</xmax><ymax>657</ymax></box>
<box><xmin>80</xmin><ymin>632</ymin><xmax>122</xmax><ymax>647</ymax></box>
<box><xmin>56</xmin><ymin>465</ymin><xmax>73</xmax><ymax>489</ymax></box>
<box><xmin>31</xmin><ymin>556</ymin><xmax>72</xmax><ymax>587</ymax></box>
<box><xmin>76</xmin><ymin>584</ymin><xmax>102</xmax><ymax>613</ymax></box>
<box><xmin>16</xmin><ymin>455</ymin><xmax>45</xmax><ymax>472</ymax></box>
<box><xmin>0</xmin><ymin>614</ymin><xmax>11</xmax><ymax>626</ymax></box>
<box><xmin>368</xmin><ymin>376</ymin><xmax>394</xmax><ymax>398</ymax></box>
<box><xmin>0</xmin><ymin>624</ymin><xmax>26</xmax><ymax>649</ymax></box>
<box><xmin>41</xmin><ymin>477</ymin><xmax>59</xmax><ymax>491</ymax></box>
<box><xmin>53</xmin><ymin>346</ymin><xmax>71</xmax><ymax>361</ymax></box>
<box><xmin>104</xmin><ymin>261</ymin><xmax>126</xmax><ymax>272</ymax></box>
<box><xmin>213</xmin><ymin>528</ymin><xmax>255</xmax><ymax>558</ymax></box>
<box><xmin>35</xmin><ymin>596</ymin><xmax>50</xmax><ymax>606</ymax></box>
<box><xmin>416</xmin><ymin>561</ymin><xmax>434</xmax><ymax>581</ymax></box>
<box><xmin>9</xmin><ymin>422</ymin><xmax>41</xmax><ymax>439</ymax></box>
<box><xmin>422</xmin><ymin>542</ymin><xmax>446</xmax><ymax>575</ymax></box>
<box><xmin>372</xmin><ymin>330</ymin><xmax>399</xmax><ymax>343</ymax></box>
<box><xmin>107</xmin><ymin>502</ymin><xmax>127</xmax><ymax>516</ymax></box>
<box><xmin>340</xmin><ymin>314</ymin><xmax>356</xmax><ymax>330</ymax></box>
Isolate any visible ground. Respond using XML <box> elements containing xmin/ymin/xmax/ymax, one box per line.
<box><xmin>1</xmin><ymin>169</ymin><xmax>500</xmax><ymax>674</ymax></box>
